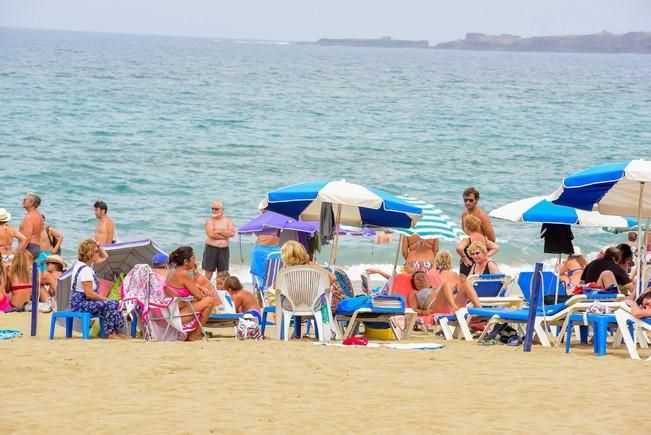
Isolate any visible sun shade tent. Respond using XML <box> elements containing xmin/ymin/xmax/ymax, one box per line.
<box><xmin>94</xmin><ymin>239</ymin><xmax>167</xmax><ymax>281</ymax></box>
<box><xmin>550</xmin><ymin>160</ymin><xmax>651</xmax><ymax>296</ymax></box>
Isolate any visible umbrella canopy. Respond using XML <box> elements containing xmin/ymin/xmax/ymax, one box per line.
<box><xmin>258</xmin><ymin>180</ymin><xmax>422</xmax><ymax>229</ymax></box>
<box><xmin>94</xmin><ymin>239</ymin><xmax>167</xmax><ymax>281</ymax></box>
<box><xmin>549</xmin><ymin>160</ymin><xmax>651</xmax><ymax>296</ymax></box>
<box><xmin>549</xmin><ymin>160</ymin><xmax>651</xmax><ymax>217</ymax></box>
<box><xmin>238</xmin><ymin>211</ymin><xmax>318</xmax><ymax>235</ymax></box>
<box><xmin>390</xmin><ymin>196</ymin><xmax>465</xmax><ymax>240</ymax></box>
<box><xmin>490</xmin><ymin>196</ymin><xmax>637</xmax><ymax>227</ymax></box>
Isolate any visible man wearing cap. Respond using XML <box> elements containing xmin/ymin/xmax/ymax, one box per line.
<box><xmin>17</xmin><ymin>192</ymin><xmax>44</xmax><ymax>261</ymax></box>
<box><xmin>203</xmin><ymin>200</ymin><xmax>235</xmax><ymax>281</ymax></box>
<box><xmin>0</xmin><ymin>208</ymin><xmax>27</xmax><ymax>258</ymax></box>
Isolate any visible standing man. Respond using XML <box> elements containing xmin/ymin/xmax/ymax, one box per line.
<box><xmin>18</xmin><ymin>192</ymin><xmax>44</xmax><ymax>261</ymax></box>
<box><xmin>94</xmin><ymin>201</ymin><xmax>116</xmax><ymax>245</ymax></box>
<box><xmin>461</xmin><ymin>187</ymin><xmax>496</xmax><ymax>242</ymax></box>
<box><xmin>203</xmin><ymin>200</ymin><xmax>235</xmax><ymax>281</ymax></box>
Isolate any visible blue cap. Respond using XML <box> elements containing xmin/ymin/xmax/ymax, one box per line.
<box><xmin>152</xmin><ymin>253</ymin><xmax>169</xmax><ymax>267</ymax></box>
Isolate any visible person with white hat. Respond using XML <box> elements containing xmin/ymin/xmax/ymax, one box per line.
<box><xmin>559</xmin><ymin>246</ymin><xmax>588</xmax><ymax>288</ymax></box>
<box><xmin>0</xmin><ymin>208</ymin><xmax>27</xmax><ymax>259</ymax></box>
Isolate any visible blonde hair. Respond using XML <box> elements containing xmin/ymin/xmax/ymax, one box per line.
<box><xmin>463</xmin><ymin>215</ymin><xmax>482</xmax><ymax>233</ymax></box>
<box><xmin>281</xmin><ymin>240</ymin><xmax>309</xmax><ymax>266</ymax></box>
<box><xmin>216</xmin><ymin>271</ymin><xmax>230</xmax><ymax>281</ymax></box>
<box><xmin>78</xmin><ymin>238</ymin><xmax>99</xmax><ymax>263</ymax></box>
<box><xmin>435</xmin><ymin>250</ymin><xmax>453</xmax><ymax>270</ymax></box>
<box><xmin>467</xmin><ymin>240</ymin><xmax>488</xmax><ymax>255</ymax></box>
<box><xmin>10</xmin><ymin>251</ymin><xmax>32</xmax><ymax>283</ymax></box>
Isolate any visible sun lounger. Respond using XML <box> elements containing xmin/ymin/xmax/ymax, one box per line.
<box><xmin>614</xmin><ymin>306</ymin><xmax>651</xmax><ymax>360</ymax></box>
<box><xmin>334</xmin><ymin>295</ymin><xmax>417</xmax><ymax>341</ymax></box>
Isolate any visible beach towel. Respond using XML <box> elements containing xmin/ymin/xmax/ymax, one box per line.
<box><xmin>121</xmin><ymin>264</ymin><xmax>187</xmax><ymax>341</ymax></box>
<box><xmin>0</xmin><ymin>329</ymin><xmax>22</xmax><ymax>340</ymax></box>
<box><xmin>250</xmin><ymin>244</ymin><xmax>280</xmax><ymax>280</ymax></box>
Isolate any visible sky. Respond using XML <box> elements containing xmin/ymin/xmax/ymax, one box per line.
<box><xmin>0</xmin><ymin>0</ymin><xmax>650</xmax><ymax>43</ymax></box>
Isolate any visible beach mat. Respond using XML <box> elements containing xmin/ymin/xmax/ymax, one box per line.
<box><xmin>0</xmin><ymin>329</ymin><xmax>23</xmax><ymax>340</ymax></box>
<box><xmin>313</xmin><ymin>342</ymin><xmax>444</xmax><ymax>350</ymax></box>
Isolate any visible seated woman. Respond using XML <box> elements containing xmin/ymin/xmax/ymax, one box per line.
<box><xmin>559</xmin><ymin>248</ymin><xmax>587</xmax><ymax>288</ymax></box>
<box><xmin>408</xmin><ymin>251</ymin><xmax>482</xmax><ymax>315</ymax></box>
<box><xmin>165</xmin><ymin>246</ymin><xmax>216</xmax><ymax>340</ymax></box>
<box><xmin>0</xmin><ymin>257</ymin><xmax>11</xmax><ymax>312</ymax></box>
<box><xmin>39</xmin><ymin>254</ymin><xmax>67</xmax><ymax>300</ymax></box>
<box><xmin>280</xmin><ymin>240</ymin><xmax>335</xmax><ymax>283</ymax></box>
<box><xmin>69</xmin><ymin>239</ymin><xmax>127</xmax><ymax>339</ymax></box>
<box><xmin>581</xmin><ymin>247</ymin><xmax>635</xmax><ymax>295</ymax></box>
<box><xmin>402</xmin><ymin>234</ymin><xmax>438</xmax><ymax>273</ymax></box>
<box><xmin>6</xmin><ymin>251</ymin><xmax>52</xmax><ymax>311</ymax></box>
<box><xmin>626</xmin><ymin>291</ymin><xmax>651</xmax><ymax>319</ymax></box>
<box><xmin>224</xmin><ymin>276</ymin><xmax>261</xmax><ymax>314</ymax></box>
<box><xmin>457</xmin><ymin>215</ymin><xmax>499</xmax><ymax>281</ymax></box>
<box><xmin>467</xmin><ymin>240</ymin><xmax>500</xmax><ymax>276</ymax></box>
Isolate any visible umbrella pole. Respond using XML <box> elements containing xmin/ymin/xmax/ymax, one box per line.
<box><xmin>392</xmin><ymin>234</ymin><xmax>403</xmax><ymax>279</ymax></box>
<box><xmin>636</xmin><ymin>183</ymin><xmax>645</xmax><ymax>297</ymax></box>
<box><xmin>330</xmin><ymin>205</ymin><xmax>342</xmax><ymax>266</ymax></box>
<box><xmin>555</xmin><ymin>253</ymin><xmax>562</xmax><ymax>304</ymax></box>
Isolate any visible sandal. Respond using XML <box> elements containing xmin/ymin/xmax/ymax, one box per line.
<box><xmin>507</xmin><ymin>335</ymin><xmax>522</xmax><ymax>347</ymax></box>
<box><xmin>479</xmin><ymin>338</ymin><xmax>497</xmax><ymax>346</ymax></box>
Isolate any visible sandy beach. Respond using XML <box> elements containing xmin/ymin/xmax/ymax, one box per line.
<box><xmin>0</xmin><ymin>311</ymin><xmax>643</xmax><ymax>434</ymax></box>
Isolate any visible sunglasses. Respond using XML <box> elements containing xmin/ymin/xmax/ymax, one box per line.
<box><xmin>463</xmin><ymin>198</ymin><xmax>475</xmax><ymax>203</ymax></box>
<box><xmin>469</xmin><ymin>251</ymin><xmax>483</xmax><ymax>257</ymax></box>
<box><xmin>211</xmin><ymin>207</ymin><xmax>222</xmax><ymax>211</ymax></box>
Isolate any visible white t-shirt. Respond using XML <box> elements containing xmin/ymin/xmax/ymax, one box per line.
<box><xmin>71</xmin><ymin>262</ymin><xmax>98</xmax><ymax>293</ymax></box>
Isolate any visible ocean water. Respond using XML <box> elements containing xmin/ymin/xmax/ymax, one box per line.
<box><xmin>1</xmin><ymin>28</ymin><xmax>650</xmax><ymax>278</ymax></box>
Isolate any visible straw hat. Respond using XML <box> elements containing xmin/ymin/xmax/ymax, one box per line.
<box><xmin>44</xmin><ymin>254</ymin><xmax>67</xmax><ymax>269</ymax></box>
<box><xmin>0</xmin><ymin>208</ymin><xmax>11</xmax><ymax>223</ymax></box>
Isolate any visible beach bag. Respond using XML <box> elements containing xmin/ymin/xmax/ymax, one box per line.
<box><xmin>235</xmin><ymin>314</ymin><xmax>264</xmax><ymax>340</ymax></box>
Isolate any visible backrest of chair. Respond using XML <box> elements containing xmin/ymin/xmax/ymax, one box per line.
<box><xmin>518</xmin><ymin>271</ymin><xmax>566</xmax><ymax>304</ymax></box>
<box><xmin>469</xmin><ymin>274</ymin><xmax>512</xmax><ymax>298</ymax></box>
<box><xmin>276</xmin><ymin>265</ymin><xmax>329</xmax><ymax>312</ymax></box>
<box><xmin>263</xmin><ymin>252</ymin><xmax>284</xmax><ymax>288</ymax></box>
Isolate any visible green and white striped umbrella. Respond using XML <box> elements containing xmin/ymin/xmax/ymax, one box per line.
<box><xmin>391</xmin><ymin>196</ymin><xmax>465</xmax><ymax>241</ymax></box>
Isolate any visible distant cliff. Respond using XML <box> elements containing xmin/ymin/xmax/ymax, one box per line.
<box><xmin>316</xmin><ymin>36</ymin><xmax>429</xmax><ymax>49</ymax></box>
<box><xmin>435</xmin><ymin>31</ymin><xmax>651</xmax><ymax>54</ymax></box>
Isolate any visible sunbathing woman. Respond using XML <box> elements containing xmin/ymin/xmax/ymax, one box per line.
<box><xmin>69</xmin><ymin>239</ymin><xmax>126</xmax><ymax>339</ymax></box>
<box><xmin>6</xmin><ymin>251</ymin><xmax>51</xmax><ymax>311</ymax></box>
<box><xmin>0</xmin><ymin>257</ymin><xmax>10</xmax><ymax>312</ymax></box>
<box><xmin>224</xmin><ymin>276</ymin><xmax>261</xmax><ymax>314</ymax></box>
<box><xmin>402</xmin><ymin>234</ymin><xmax>438</xmax><ymax>273</ymax></box>
<box><xmin>626</xmin><ymin>291</ymin><xmax>651</xmax><ymax>319</ymax></box>
<box><xmin>457</xmin><ymin>215</ymin><xmax>499</xmax><ymax>281</ymax></box>
<box><xmin>559</xmin><ymin>248</ymin><xmax>587</xmax><ymax>288</ymax></box>
<box><xmin>165</xmin><ymin>246</ymin><xmax>216</xmax><ymax>341</ymax></box>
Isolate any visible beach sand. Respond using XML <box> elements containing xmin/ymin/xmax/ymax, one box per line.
<box><xmin>0</xmin><ymin>312</ymin><xmax>643</xmax><ymax>434</ymax></box>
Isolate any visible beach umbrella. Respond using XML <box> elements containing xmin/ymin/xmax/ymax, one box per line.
<box><xmin>388</xmin><ymin>196</ymin><xmax>465</xmax><ymax>274</ymax></box>
<box><xmin>549</xmin><ymin>160</ymin><xmax>651</xmax><ymax>296</ymax></box>
<box><xmin>390</xmin><ymin>196</ymin><xmax>465</xmax><ymax>241</ymax></box>
<box><xmin>490</xmin><ymin>196</ymin><xmax>638</xmax><ymax>227</ymax></box>
<box><xmin>259</xmin><ymin>180</ymin><xmax>423</xmax><ymax>264</ymax></box>
<box><xmin>94</xmin><ymin>239</ymin><xmax>167</xmax><ymax>281</ymax></box>
<box><xmin>490</xmin><ymin>195</ymin><xmax>635</xmax><ymax>303</ymax></box>
<box><xmin>238</xmin><ymin>211</ymin><xmax>318</xmax><ymax>235</ymax></box>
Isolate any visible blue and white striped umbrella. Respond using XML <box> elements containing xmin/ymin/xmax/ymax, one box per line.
<box><xmin>391</xmin><ymin>196</ymin><xmax>465</xmax><ymax>240</ymax></box>
<box><xmin>550</xmin><ymin>160</ymin><xmax>651</xmax><ymax>218</ymax></box>
<box><xmin>258</xmin><ymin>180</ymin><xmax>422</xmax><ymax>229</ymax></box>
<box><xmin>490</xmin><ymin>196</ymin><xmax>637</xmax><ymax>227</ymax></box>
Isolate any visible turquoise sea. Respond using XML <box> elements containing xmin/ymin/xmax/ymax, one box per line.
<box><xmin>1</xmin><ymin>28</ymin><xmax>650</xmax><ymax>277</ymax></box>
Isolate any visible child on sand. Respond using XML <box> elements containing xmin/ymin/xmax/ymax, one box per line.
<box><xmin>224</xmin><ymin>276</ymin><xmax>261</xmax><ymax>314</ymax></box>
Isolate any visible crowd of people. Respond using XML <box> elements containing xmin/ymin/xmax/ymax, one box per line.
<box><xmin>1</xmin><ymin>186</ymin><xmax>651</xmax><ymax>341</ymax></box>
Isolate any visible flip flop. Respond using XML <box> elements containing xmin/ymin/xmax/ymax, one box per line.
<box><xmin>479</xmin><ymin>338</ymin><xmax>497</xmax><ymax>346</ymax></box>
<box><xmin>507</xmin><ymin>335</ymin><xmax>522</xmax><ymax>347</ymax></box>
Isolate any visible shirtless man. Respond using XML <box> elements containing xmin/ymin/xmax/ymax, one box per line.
<box><xmin>18</xmin><ymin>192</ymin><xmax>44</xmax><ymax>261</ymax></box>
<box><xmin>94</xmin><ymin>201</ymin><xmax>115</xmax><ymax>245</ymax></box>
<box><xmin>461</xmin><ymin>187</ymin><xmax>496</xmax><ymax>243</ymax></box>
<box><xmin>0</xmin><ymin>208</ymin><xmax>26</xmax><ymax>258</ymax></box>
<box><xmin>203</xmin><ymin>200</ymin><xmax>235</xmax><ymax>280</ymax></box>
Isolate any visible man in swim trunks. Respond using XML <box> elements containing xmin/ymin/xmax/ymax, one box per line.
<box><xmin>203</xmin><ymin>200</ymin><xmax>235</xmax><ymax>281</ymax></box>
<box><xmin>94</xmin><ymin>200</ymin><xmax>116</xmax><ymax>245</ymax></box>
<box><xmin>461</xmin><ymin>187</ymin><xmax>496</xmax><ymax>243</ymax></box>
<box><xmin>17</xmin><ymin>192</ymin><xmax>44</xmax><ymax>261</ymax></box>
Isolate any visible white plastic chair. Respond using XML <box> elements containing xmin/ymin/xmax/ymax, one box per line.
<box><xmin>275</xmin><ymin>265</ymin><xmax>331</xmax><ymax>342</ymax></box>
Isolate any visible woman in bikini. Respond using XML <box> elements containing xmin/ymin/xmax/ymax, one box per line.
<box><xmin>457</xmin><ymin>215</ymin><xmax>499</xmax><ymax>281</ymax></box>
<box><xmin>559</xmin><ymin>248</ymin><xmax>587</xmax><ymax>288</ymax></box>
<box><xmin>6</xmin><ymin>251</ymin><xmax>51</xmax><ymax>311</ymax></box>
<box><xmin>165</xmin><ymin>246</ymin><xmax>216</xmax><ymax>341</ymax></box>
<box><xmin>0</xmin><ymin>257</ymin><xmax>11</xmax><ymax>312</ymax></box>
<box><xmin>0</xmin><ymin>208</ymin><xmax>27</xmax><ymax>261</ymax></box>
<box><xmin>402</xmin><ymin>234</ymin><xmax>438</xmax><ymax>273</ymax></box>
